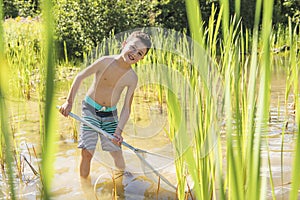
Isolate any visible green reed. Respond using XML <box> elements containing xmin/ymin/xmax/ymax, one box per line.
<box><xmin>40</xmin><ymin>0</ymin><xmax>57</xmax><ymax>199</ymax></box>
<box><xmin>0</xmin><ymin>0</ymin><xmax>75</xmax><ymax>199</ymax></box>
<box><xmin>183</xmin><ymin>0</ymin><xmax>281</xmax><ymax>199</ymax></box>
<box><xmin>288</xmin><ymin>19</ymin><xmax>299</xmax><ymax>200</ymax></box>
<box><xmin>3</xmin><ymin>17</ymin><xmax>43</xmax><ymax>100</ymax></box>
<box><xmin>86</xmin><ymin>9</ymin><xmax>297</xmax><ymax>199</ymax></box>
<box><xmin>2</xmin><ymin>0</ymin><xmax>68</xmax><ymax>196</ymax></box>
<box><xmin>0</xmin><ymin>0</ymin><xmax>16</xmax><ymax>199</ymax></box>
<box><xmin>1</xmin><ymin>1</ymin><xmax>298</xmax><ymax>199</ymax></box>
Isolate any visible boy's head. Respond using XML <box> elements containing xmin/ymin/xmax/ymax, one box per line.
<box><xmin>125</xmin><ymin>31</ymin><xmax>152</xmax><ymax>55</ymax></box>
<box><xmin>120</xmin><ymin>31</ymin><xmax>151</xmax><ymax>65</ymax></box>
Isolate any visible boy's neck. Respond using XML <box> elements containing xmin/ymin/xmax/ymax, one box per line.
<box><xmin>115</xmin><ymin>54</ymin><xmax>132</xmax><ymax>69</ymax></box>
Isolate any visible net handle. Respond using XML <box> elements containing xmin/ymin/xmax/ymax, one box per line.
<box><xmin>57</xmin><ymin>107</ymin><xmax>177</xmax><ymax>190</ymax></box>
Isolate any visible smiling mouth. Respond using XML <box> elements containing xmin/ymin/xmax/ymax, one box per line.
<box><xmin>128</xmin><ymin>54</ymin><xmax>135</xmax><ymax>61</ymax></box>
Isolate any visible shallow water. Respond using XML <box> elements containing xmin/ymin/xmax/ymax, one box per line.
<box><xmin>1</xmin><ymin>71</ymin><xmax>299</xmax><ymax>199</ymax></box>
<box><xmin>2</xmin><ymin>87</ymin><xmax>179</xmax><ymax>199</ymax></box>
<box><xmin>263</xmin><ymin>73</ymin><xmax>298</xmax><ymax>200</ymax></box>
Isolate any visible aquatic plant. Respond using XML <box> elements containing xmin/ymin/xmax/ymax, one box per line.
<box><xmin>0</xmin><ymin>0</ymin><xmax>16</xmax><ymax>198</ymax></box>
<box><xmin>39</xmin><ymin>0</ymin><xmax>58</xmax><ymax>199</ymax></box>
<box><xmin>0</xmin><ymin>0</ymin><xmax>299</xmax><ymax>198</ymax></box>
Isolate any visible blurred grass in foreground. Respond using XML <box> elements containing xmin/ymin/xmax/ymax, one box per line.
<box><xmin>0</xmin><ymin>0</ymin><xmax>299</xmax><ymax>199</ymax></box>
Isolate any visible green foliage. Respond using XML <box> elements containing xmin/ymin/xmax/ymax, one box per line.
<box><xmin>3</xmin><ymin>0</ymin><xmax>18</xmax><ymax>18</ymax></box>
<box><xmin>3</xmin><ymin>0</ymin><xmax>39</xmax><ymax>18</ymax></box>
<box><xmin>273</xmin><ymin>0</ymin><xmax>300</xmax><ymax>24</ymax></box>
<box><xmin>4</xmin><ymin>17</ymin><xmax>42</xmax><ymax>99</ymax></box>
<box><xmin>3</xmin><ymin>0</ymin><xmax>299</xmax><ymax>59</ymax></box>
<box><xmin>208</xmin><ymin>0</ymin><xmax>300</xmax><ymax>29</ymax></box>
<box><xmin>153</xmin><ymin>0</ymin><xmax>188</xmax><ymax>31</ymax></box>
<box><xmin>15</xmin><ymin>0</ymin><xmax>40</xmax><ymax>17</ymax></box>
<box><xmin>54</xmin><ymin>0</ymin><xmax>155</xmax><ymax>58</ymax></box>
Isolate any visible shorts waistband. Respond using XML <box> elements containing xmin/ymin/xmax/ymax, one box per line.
<box><xmin>85</xmin><ymin>96</ymin><xmax>117</xmax><ymax>112</ymax></box>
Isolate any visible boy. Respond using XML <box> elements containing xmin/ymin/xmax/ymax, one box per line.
<box><xmin>59</xmin><ymin>31</ymin><xmax>151</xmax><ymax>178</ymax></box>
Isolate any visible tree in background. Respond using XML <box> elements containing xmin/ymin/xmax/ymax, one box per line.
<box><xmin>2</xmin><ymin>0</ymin><xmax>299</xmax><ymax>58</ymax></box>
<box><xmin>3</xmin><ymin>0</ymin><xmax>18</xmax><ymax>18</ymax></box>
<box><xmin>273</xmin><ymin>0</ymin><xmax>300</xmax><ymax>25</ymax></box>
<box><xmin>3</xmin><ymin>0</ymin><xmax>39</xmax><ymax>18</ymax></box>
<box><xmin>153</xmin><ymin>0</ymin><xmax>188</xmax><ymax>31</ymax></box>
<box><xmin>54</xmin><ymin>0</ymin><xmax>155</xmax><ymax>57</ymax></box>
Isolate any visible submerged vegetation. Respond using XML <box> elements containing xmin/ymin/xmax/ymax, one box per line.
<box><xmin>0</xmin><ymin>0</ymin><xmax>299</xmax><ymax>199</ymax></box>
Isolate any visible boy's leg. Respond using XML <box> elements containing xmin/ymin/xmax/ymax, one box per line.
<box><xmin>80</xmin><ymin>148</ymin><xmax>95</xmax><ymax>178</ymax></box>
<box><xmin>109</xmin><ymin>150</ymin><xmax>125</xmax><ymax>171</ymax></box>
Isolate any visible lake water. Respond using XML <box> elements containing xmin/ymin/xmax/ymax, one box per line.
<box><xmin>1</xmin><ymin>70</ymin><xmax>299</xmax><ymax>199</ymax></box>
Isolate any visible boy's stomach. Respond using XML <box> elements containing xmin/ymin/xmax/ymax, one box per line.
<box><xmin>86</xmin><ymin>87</ymin><xmax>123</xmax><ymax>107</ymax></box>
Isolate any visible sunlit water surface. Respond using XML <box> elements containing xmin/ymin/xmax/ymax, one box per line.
<box><xmin>1</xmin><ymin>71</ymin><xmax>299</xmax><ymax>200</ymax></box>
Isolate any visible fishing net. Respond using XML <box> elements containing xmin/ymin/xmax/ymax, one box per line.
<box><xmin>66</xmin><ymin>108</ymin><xmax>181</xmax><ymax>197</ymax></box>
<box><xmin>93</xmin><ymin>142</ymin><xmax>178</xmax><ymax>193</ymax></box>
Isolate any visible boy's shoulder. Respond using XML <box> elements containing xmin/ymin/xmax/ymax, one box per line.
<box><xmin>127</xmin><ymin>69</ymin><xmax>138</xmax><ymax>87</ymax></box>
<box><xmin>96</xmin><ymin>55</ymin><xmax>115</xmax><ymax>63</ymax></box>
<box><xmin>92</xmin><ymin>55</ymin><xmax>117</xmax><ymax>68</ymax></box>
<box><xmin>128</xmin><ymin>68</ymin><xmax>138</xmax><ymax>79</ymax></box>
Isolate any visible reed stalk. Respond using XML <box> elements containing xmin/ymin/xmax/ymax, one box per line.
<box><xmin>1</xmin><ymin>2</ymin><xmax>297</xmax><ymax>198</ymax></box>
<box><xmin>4</xmin><ymin>18</ymin><xmax>43</xmax><ymax>100</ymax></box>
<box><xmin>288</xmin><ymin>18</ymin><xmax>300</xmax><ymax>200</ymax></box>
<box><xmin>248</xmin><ymin>0</ymin><xmax>273</xmax><ymax>198</ymax></box>
<box><xmin>183</xmin><ymin>0</ymin><xmax>280</xmax><ymax>199</ymax></box>
<box><xmin>0</xmin><ymin>0</ymin><xmax>16</xmax><ymax>199</ymax></box>
<box><xmin>185</xmin><ymin>0</ymin><xmax>204</xmax><ymax>47</ymax></box>
<box><xmin>40</xmin><ymin>0</ymin><xmax>58</xmax><ymax>199</ymax></box>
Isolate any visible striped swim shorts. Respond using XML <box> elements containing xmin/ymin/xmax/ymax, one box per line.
<box><xmin>77</xmin><ymin>97</ymin><xmax>121</xmax><ymax>151</ymax></box>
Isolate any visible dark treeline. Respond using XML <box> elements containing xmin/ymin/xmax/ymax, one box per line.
<box><xmin>3</xmin><ymin>0</ymin><xmax>299</xmax><ymax>58</ymax></box>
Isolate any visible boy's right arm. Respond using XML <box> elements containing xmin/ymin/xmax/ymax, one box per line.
<box><xmin>59</xmin><ymin>58</ymin><xmax>105</xmax><ymax>117</ymax></box>
<box><xmin>59</xmin><ymin>73</ymin><xmax>82</xmax><ymax>117</ymax></box>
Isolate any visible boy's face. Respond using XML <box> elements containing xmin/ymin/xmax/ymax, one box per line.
<box><xmin>121</xmin><ymin>38</ymin><xmax>148</xmax><ymax>65</ymax></box>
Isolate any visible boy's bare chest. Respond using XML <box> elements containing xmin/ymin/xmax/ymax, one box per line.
<box><xmin>97</xmin><ymin>66</ymin><xmax>129</xmax><ymax>87</ymax></box>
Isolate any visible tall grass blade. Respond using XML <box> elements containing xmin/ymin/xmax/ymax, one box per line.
<box><xmin>289</xmin><ymin>96</ymin><xmax>300</xmax><ymax>200</ymax></box>
<box><xmin>40</xmin><ymin>0</ymin><xmax>57</xmax><ymax>199</ymax></box>
<box><xmin>219</xmin><ymin>0</ymin><xmax>230</xmax><ymax>38</ymax></box>
<box><xmin>245</xmin><ymin>0</ymin><xmax>262</xmax><ymax>198</ymax></box>
<box><xmin>185</xmin><ymin>0</ymin><xmax>204</xmax><ymax>47</ymax></box>
<box><xmin>224</xmin><ymin>60</ymin><xmax>236</xmax><ymax>200</ymax></box>
<box><xmin>248</xmin><ymin>0</ymin><xmax>274</xmax><ymax>198</ymax></box>
<box><xmin>289</xmin><ymin>20</ymin><xmax>300</xmax><ymax>200</ymax></box>
<box><xmin>234</xmin><ymin>0</ymin><xmax>240</xmax><ymax>19</ymax></box>
<box><xmin>0</xmin><ymin>0</ymin><xmax>16</xmax><ymax>199</ymax></box>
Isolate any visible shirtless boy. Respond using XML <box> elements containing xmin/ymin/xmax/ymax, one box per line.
<box><xmin>59</xmin><ymin>31</ymin><xmax>151</xmax><ymax>178</ymax></box>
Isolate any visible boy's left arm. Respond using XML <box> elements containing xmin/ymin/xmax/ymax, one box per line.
<box><xmin>113</xmin><ymin>81</ymin><xmax>137</xmax><ymax>145</ymax></box>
